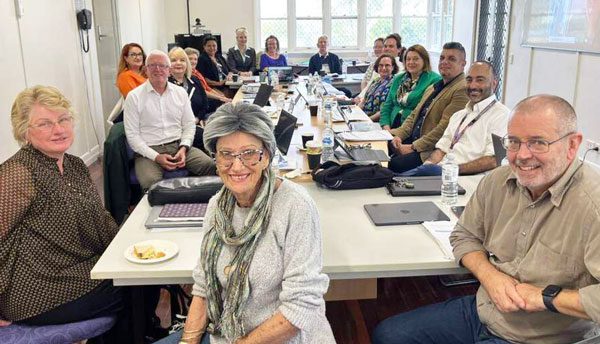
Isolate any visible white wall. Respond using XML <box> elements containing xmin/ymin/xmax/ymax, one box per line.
<box><xmin>504</xmin><ymin>0</ymin><xmax>600</xmax><ymax>166</ymax></box>
<box><xmin>0</xmin><ymin>0</ymin><xmax>104</xmax><ymax>164</ymax></box>
<box><xmin>116</xmin><ymin>0</ymin><xmax>167</xmax><ymax>51</ymax></box>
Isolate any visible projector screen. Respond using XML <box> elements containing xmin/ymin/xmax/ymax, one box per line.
<box><xmin>522</xmin><ymin>0</ymin><xmax>600</xmax><ymax>53</ymax></box>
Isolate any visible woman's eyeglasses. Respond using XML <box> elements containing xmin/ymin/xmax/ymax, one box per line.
<box><xmin>128</xmin><ymin>52</ymin><xmax>144</xmax><ymax>58</ymax></box>
<box><xmin>502</xmin><ymin>132</ymin><xmax>574</xmax><ymax>153</ymax></box>
<box><xmin>29</xmin><ymin>116</ymin><xmax>74</xmax><ymax>133</ymax></box>
<box><xmin>215</xmin><ymin>149</ymin><xmax>264</xmax><ymax>168</ymax></box>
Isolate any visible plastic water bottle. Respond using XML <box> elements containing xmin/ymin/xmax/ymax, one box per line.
<box><xmin>323</xmin><ymin>97</ymin><xmax>334</xmax><ymax>126</ymax></box>
<box><xmin>441</xmin><ymin>153</ymin><xmax>459</xmax><ymax>205</ymax></box>
<box><xmin>270</xmin><ymin>70</ymin><xmax>279</xmax><ymax>87</ymax></box>
<box><xmin>341</xmin><ymin>59</ymin><xmax>347</xmax><ymax>75</ymax></box>
<box><xmin>321</xmin><ymin>126</ymin><xmax>335</xmax><ymax>162</ymax></box>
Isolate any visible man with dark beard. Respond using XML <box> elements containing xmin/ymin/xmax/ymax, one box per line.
<box><xmin>398</xmin><ymin>61</ymin><xmax>509</xmax><ymax>176</ymax></box>
<box><xmin>372</xmin><ymin>95</ymin><xmax>600</xmax><ymax>344</ymax></box>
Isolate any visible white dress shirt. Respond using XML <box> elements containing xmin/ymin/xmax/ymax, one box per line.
<box><xmin>436</xmin><ymin>95</ymin><xmax>509</xmax><ymax>165</ymax></box>
<box><xmin>124</xmin><ymin>80</ymin><xmax>196</xmax><ymax>161</ymax></box>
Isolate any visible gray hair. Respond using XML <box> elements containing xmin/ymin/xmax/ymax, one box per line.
<box><xmin>318</xmin><ymin>35</ymin><xmax>329</xmax><ymax>42</ymax></box>
<box><xmin>145</xmin><ymin>49</ymin><xmax>171</xmax><ymax>67</ymax></box>
<box><xmin>184</xmin><ymin>47</ymin><xmax>200</xmax><ymax>57</ymax></box>
<box><xmin>511</xmin><ymin>94</ymin><xmax>578</xmax><ymax>135</ymax></box>
<box><xmin>203</xmin><ymin>103</ymin><xmax>276</xmax><ymax>163</ymax></box>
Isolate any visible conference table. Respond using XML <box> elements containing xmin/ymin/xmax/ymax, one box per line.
<box><xmin>91</xmin><ymin>81</ymin><xmax>480</xmax><ymax>342</ymax></box>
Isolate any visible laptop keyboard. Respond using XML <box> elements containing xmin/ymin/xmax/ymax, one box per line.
<box><xmin>350</xmin><ymin>148</ymin><xmax>389</xmax><ymax>161</ymax></box>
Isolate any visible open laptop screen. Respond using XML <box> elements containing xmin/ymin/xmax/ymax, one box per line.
<box><xmin>269</xmin><ymin>66</ymin><xmax>294</xmax><ymax>83</ymax></box>
<box><xmin>273</xmin><ymin>110</ymin><xmax>298</xmax><ymax>156</ymax></box>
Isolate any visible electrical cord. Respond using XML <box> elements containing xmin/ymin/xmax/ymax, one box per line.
<box><xmin>582</xmin><ymin>146</ymin><xmax>599</xmax><ymax>162</ymax></box>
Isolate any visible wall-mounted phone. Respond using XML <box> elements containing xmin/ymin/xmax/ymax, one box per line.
<box><xmin>77</xmin><ymin>9</ymin><xmax>92</xmax><ymax>52</ymax></box>
<box><xmin>77</xmin><ymin>9</ymin><xmax>92</xmax><ymax>30</ymax></box>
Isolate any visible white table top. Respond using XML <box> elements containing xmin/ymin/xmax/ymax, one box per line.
<box><xmin>91</xmin><ymin>175</ymin><xmax>482</xmax><ymax>286</ymax></box>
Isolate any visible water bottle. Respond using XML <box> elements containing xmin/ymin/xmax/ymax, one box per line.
<box><xmin>321</xmin><ymin>126</ymin><xmax>335</xmax><ymax>162</ymax></box>
<box><xmin>270</xmin><ymin>70</ymin><xmax>279</xmax><ymax>87</ymax></box>
<box><xmin>341</xmin><ymin>59</ymin><xmax>347</xmax><ymax>75</ymax></box>
<box><xmin>323</xmin><ymin>97</ymin><xmax>334</xmax><ymax>126</ymax></box>
<box><xmin>441</xmin><ymin>152</ymin><xmax>459</xmax><ymax>205</ymax></box>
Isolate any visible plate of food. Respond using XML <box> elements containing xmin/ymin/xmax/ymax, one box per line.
<box><xmin>124</xmin><ymin>240</ymin><xmax>179</xmax><ymax>264</ymax></box>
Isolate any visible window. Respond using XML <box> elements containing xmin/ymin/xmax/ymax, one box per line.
<box><xmin>257</xmin><ymin>0</ymin><xmax>454</xmax><ymax>52</ymax></box>
<box><xmin>366</xmin><ymin>0</ymin><xmax>393</xmax><ymax>45</ymax></box>
<box><xmin>259</xmin><ymin>0</ymin><xmax>288</xmax><ymax>49</ymax></box>
<box><xmin>296</xmin><ymin>0</ymin><xmax>323</xmax><ymax>48</ymax></box>
<box><xmin>331</xmin><ymin>0</ymin><xmax>358</xmax><ymax>47</ymax></box>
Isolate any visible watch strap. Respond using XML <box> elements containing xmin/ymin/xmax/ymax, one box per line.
<box><xmin>542</xmin><ymin>294</ymin><xmax>559</xmax><ymax>313</ymax></box>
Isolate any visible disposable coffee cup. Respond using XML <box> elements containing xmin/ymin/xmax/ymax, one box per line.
<box><xmin>301</xmin><ymin>133</ymin><xmax>314</xmax><ymax>149</ymax></box>
<box><xmin>232</xmin><ymin>74</ymin><xmax>239</xmax><ymax>82</ymax></box>
<box><xmin>306</xmin><ymin>140</ymin><xmax>323</xmax><ymax>170</ymax></box>
<box><xmin>309</xmin><ymin>104</ymin><xmax>319</xmax><ymax>116</ymax></box>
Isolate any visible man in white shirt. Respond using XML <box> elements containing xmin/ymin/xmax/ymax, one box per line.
<box><xmin>124</xmin><ymin>50</ymin><xmax>216</xmax><ymax>190</ymax></box>
<box><xmin>398</xmin><ymin>61</ymin><xmax>509</xmax><ymax>176</ymax></box>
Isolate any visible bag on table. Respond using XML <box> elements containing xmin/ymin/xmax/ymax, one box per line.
<box><xmin>311</xmin><ymin>161</ymin><xmax>393</xmax><ymax>190</ymax></box>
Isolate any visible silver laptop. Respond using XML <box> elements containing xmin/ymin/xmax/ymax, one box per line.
<box><xmin>364</xmin><ymin>201</ymin><xmax>450</xmax><ymax>226</ymax></box>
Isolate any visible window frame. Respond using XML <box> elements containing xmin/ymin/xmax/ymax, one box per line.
<box><xmin>255</xmin><ymin>0</ymin><xmax>454</xmax><ymax>53</ymax></box>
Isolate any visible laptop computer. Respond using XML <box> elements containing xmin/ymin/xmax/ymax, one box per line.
<box><xmin>273</xmin><ymin>109</ymin><xmax>298</xmax><ymax>156</ymax></box>
<box><xmin>253</xmin><ymin>84</ymin><xmax>274</xmax><ymax>107</ymax></box>
<box><xmin>364</xmin><ymin>201</ymin><xmax>450</xmax><ymax>226</ymax></box>
<box><xmin>387</xmin><ymin>176</ymin><xmax>466</xmax><ymax>197</ymax></box>
<box><xmin>492</xmin><ymin>133</ymin><xmax>507</xmax><ymax>167</ymax></box>
<box><xmin>334</xmin><ymin>136</ymin><xmax>390</xmax><ymax>162</ymax></box>
<box><xmin>268</xmin><ymin>66</ymin><xmax>294</xmax><ymax>83</ymax></box>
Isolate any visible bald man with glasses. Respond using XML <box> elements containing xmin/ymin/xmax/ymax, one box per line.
<box><xmin>373</xmin><ymin>94</ymin><xmax>600</xmax><ymax>344</ymax></box>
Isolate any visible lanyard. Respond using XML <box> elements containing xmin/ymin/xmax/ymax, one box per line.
<box><xmin>450</xmin><ymin>100</ymin><xmax>496</xmax><ymax>149</ymax></box>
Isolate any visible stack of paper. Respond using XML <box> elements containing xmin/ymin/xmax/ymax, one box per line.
<box><xmin>422</xmin><ymin>221</ymin><xmax>456</xmax><ymax>260</ymax></box>
<box><xmin>145</xmin><ymin>203</ymin><xmax>208</xmax><ymax>231</ymax></box>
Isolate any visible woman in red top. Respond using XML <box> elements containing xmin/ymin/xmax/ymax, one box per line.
<box><xmin>116</xmin><ymin>43</ymin><xmax>147</xmax><ymax>97</ymax></box>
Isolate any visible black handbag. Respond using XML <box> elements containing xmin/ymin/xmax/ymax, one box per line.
<box><xmin>311</xmin><ymin>161</ymin><xmax>394</xmax><ymax>190</ymax></box>
<box><xmin>147</xmin><ymin>176</ymin><xmax>223</xmax><ymax>206</ymax></box>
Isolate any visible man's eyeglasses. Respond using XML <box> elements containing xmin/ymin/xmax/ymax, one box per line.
<box><xmin>29</xmin><ymin>116</ymin><xmax>74</xmax><ymax>133</ymax></box>
<box><xmin>128</xmin><ymin>52</ymin><xmax>144</xmax><ymax>58</ymax></box>
<box><xmin>147</xmin><ymin>64</ymin><xmax>169</xmax><ymax>70</ymax></box>
<box><xmin>215</xmin><ymin>149</ymin><xmax>264</xmax><ymax>168</ymax></box>
<box><xmin>502</xmin><ymin>132</ymin><xmax>574</xmax><ymax>153</ymax></box>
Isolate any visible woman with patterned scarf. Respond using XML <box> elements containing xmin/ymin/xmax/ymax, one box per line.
<box><xmin>379</xmin><ymin>44</ymin><xmax>441</xmax><ymax>131</ymax></box>
<box><xmin>156</xmin><ymin>103</ymin><xmax>335</xmax><ymax>344</ymax></box>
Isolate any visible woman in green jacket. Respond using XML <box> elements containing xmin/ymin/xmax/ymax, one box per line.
<box><xmin>379</xmin><ymin>44</ymin><xmax>441</xmax><ymax>130</ymax></box>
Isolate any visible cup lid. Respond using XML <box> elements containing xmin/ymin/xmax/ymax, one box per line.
<box><xmin>305</xmin><ymin>140</ymin><xmax>321</xmax><ymax>148</ymax></box>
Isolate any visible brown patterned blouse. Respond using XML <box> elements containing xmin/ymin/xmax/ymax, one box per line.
<box><xmin>0</xmin><ymin>145</ymin><xmax>119</xmax><ymax>321</ymax></box>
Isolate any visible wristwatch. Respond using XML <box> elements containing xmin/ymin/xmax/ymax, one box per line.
<box><xmin>542</xmin><ymin>285</ymin><xmax>562</xmax><ymax>313</ymax></box>
<box><xmin>179</xmin><ymin>144</ymin><xmax>190</xmax><ymax>153</ymax></box>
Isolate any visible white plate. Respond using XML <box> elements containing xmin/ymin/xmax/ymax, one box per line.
<box><xmin>124</xmin><ymin>239</ymin><xmax>179</xmax><ymax>264</ymax></box>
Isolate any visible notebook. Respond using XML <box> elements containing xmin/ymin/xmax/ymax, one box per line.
<box><xmin>492</xmin><ymin>133</ymin><xmax>507</xmax><ymax>167</ymax></box>
<box><xmin>252</xmin><ymin>84</ymin><xmax>274</xmax><ymax>107</ymax></box>
<box><xmin>159</xmin><ymin>203</ymin><xmax>208</xmax><ymax>221</ymax></box>
<box><xmin>387</xmin><ymin>176</ymin><xmax>467</xmax><ymax>197</ymax></box>
<box><xmin>145</xmin><ymin>205</ymin><xmax>205</xmax><ymax>229</ymax></box>
<box><xmin>364</xmin><ymin>201</ymin><xmax>450</xmax><ymax>226</ymax></box>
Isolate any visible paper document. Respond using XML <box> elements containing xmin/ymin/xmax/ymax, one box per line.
<box><xmin>422</xmin><ymin>221</ymin><xmax>456</xmax><ymax>260</ymax></box>
<box><xmin>338</xmin><ymin>130</ymin><xmax>393</xmax><ymax>141</ymax></box>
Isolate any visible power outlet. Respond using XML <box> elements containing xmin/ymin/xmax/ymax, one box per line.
<box><xmin>586</xmin><ymin>139</ymin><xmax>600</xmax><ymax>151</ymax></box>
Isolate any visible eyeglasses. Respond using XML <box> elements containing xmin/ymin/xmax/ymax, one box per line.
<box><xmin>128</xmin><ymin>52</ymin><xmax>144</xmax><ymax>58</ymax></box>
<box><xmin>502</xmin><ymin>132</ymin><xmax>574</xmax><ymax>153</ymax></box>
<box><xmin>215</xmin><ymin>149</ymin><xmax>264</xmax><ymax>168</ymax></box>
<box><xmin>29</xmin><ymin>116</ymin><xmax>74</xmax><ymax>133</ymax></box>
<box><xmin>378</xmin><ymin>64</ymin><xmax>393</xmax><ymax>69</ymax></box>
<box><xmin>147</xmin><ymin>64</ymin><xmax>169</xmax><ymax>70</ymax></box>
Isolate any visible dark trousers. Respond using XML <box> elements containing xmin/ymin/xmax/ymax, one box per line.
<box><xmin>388</xmin><ymin>150</ymin><xmax>423</xmax><ymax>173</ymax></box>
<box><xmin>371</xmin><ymin>295</ymin><xmax>510</xmax><ymax>344</ymax></box>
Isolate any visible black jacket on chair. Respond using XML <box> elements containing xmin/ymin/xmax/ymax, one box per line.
<box><xmin>197</xmin><ymin>53</ymin><xmax>230</xmax><ymax>83</ymax></box>
<box><xmin>226</xmin><ymin>46</ymin><xmax>257</xmax><ymax>74</ymax></box>
<box><xmin>308</xmin><ymin>52</ymin><xmax>342</xmax><ymax>75</ymax></box>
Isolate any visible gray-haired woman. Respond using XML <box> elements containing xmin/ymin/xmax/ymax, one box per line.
<box><xmin>157</xmin><ymin>103</ymin><xmax>334</xmax><ymax>344</ymax></box>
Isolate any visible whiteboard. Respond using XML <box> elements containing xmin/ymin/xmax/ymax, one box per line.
<box><xmin>522</xmin><ymin>0</ymin><xmax>600</xmax><ymax>53</ymax></box>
